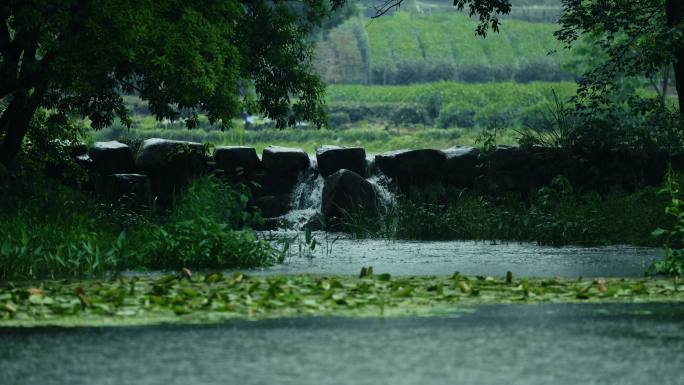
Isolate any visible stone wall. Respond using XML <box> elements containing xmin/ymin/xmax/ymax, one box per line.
<box><xmin>74</xmin><ymin>138</ymin><xmax>677</xmax><ymax>226</ymax></box>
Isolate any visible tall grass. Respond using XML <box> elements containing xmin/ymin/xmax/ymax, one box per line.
<box><xmin>0</xmin><ymin>176</ymin><xmax>280</xmax><ymax>281</ymax></box>
<box><xmin>341</xmin><ymin>176</ymin><xmax>671</xmax><ymax>246</ymax></box>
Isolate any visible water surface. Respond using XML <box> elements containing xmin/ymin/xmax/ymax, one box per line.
<box><xmin>256</xmin><ymin>232</ymin><xmax>662</xmax><ymax>277</ymax></box>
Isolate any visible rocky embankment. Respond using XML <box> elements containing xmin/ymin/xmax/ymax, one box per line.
<box><xmin>73</xmin><ymin>138</ymin><xmax>679</xmax><ymax>229</ymax></box>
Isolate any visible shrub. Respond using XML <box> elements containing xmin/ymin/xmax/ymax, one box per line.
<box><xmin>0</xmin><ymin>174</ymin><xmax>278</xmax><ymax>280</ymax></box>
<box><xmin>327</xmin><ymin>111</ymin><xmax>351</xmax><ymax>128</ymax></box>
<box><xmin>650</xmin><ymin>167</ymin><xmax>684</xmax><ymax>276</ymax></box>
<box><xmin>437</xmin><ymin>103</ymin><xmax>478</xmax><ymax>128</ymax></box>
<box><xmin>390</xmin><ymin>104</ymin><xmax>431</xmax><ymax>126</ymax></box>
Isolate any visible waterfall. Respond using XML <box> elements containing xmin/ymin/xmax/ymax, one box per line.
<box><xmin>282</xmin><ymin>157</ymin><xmax>325</xmax><ymax>229</ymax></box>
<box><xmin>366</xmin><ymin>155</ymin><xmax>396</xmax><ymax>211</ymax></box>
<box><xmin>368</xmin><ymin>174</ymin><xmax>396</xmax><ymax>212</ymax></box>
<box><xmin>279</xmin><ymin>155</ymin><xmax>397</xmax><ymax>230</ymax></box>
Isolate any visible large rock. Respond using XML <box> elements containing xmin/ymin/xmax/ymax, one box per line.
<box><xmin>262</xmin><ymin>146</ymin><xmax>310</xmax><ymax>175</ymax></box>
<box><xmin>374</xmin><ymin>149</ymin><xmax>446</xmax><ymax>190</ymax></box>
<box><xmin>88</xmin><ymin>141</ymin><xmax>133</xmax><ymax>175</ymax></box>
<box><xmin>134</xmin><ymin>138</ymin><xmax>208</xmax><ymax>206</ymax></box>
<box><xmin>261</xmin><ymin>146</ymin><xmax>311</xmax><ymax>195</ymax></box>
<box><xmin>478</xmin><ymin>145</ymin><xmax>533</xmax><ymax>194</ymax></box>
<box><xmin>442</xmin><ymin>146</ymin><xmax>480</xmax><ymax>188</ymax></box>
<box><xmin>253</xmin><ymin>194</ymin><xmax>291</xmax><ymax>218</ymax></box>
<box><xmin>95</xmin><ymin>174</ymin><xmax>152</xmax><ymax>206</ymax></box>
<box><xmin>321</xmin><ymin>169</ymin><xmax>378</xmax><ymax>227</ymax></box>
<box><xmin>214</xmin><ymin>146</ymin><xmax>261</xmax><ymax>178</ymax></box>
<box><xmin>316</xmin><ymin>145</ymin><xmax>366</xmax><ymax>178</ymax></box>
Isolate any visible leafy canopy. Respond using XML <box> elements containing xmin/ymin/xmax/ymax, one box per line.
<box><xmin>1</xmin><ymin>0</ymin><xmax>351</xmax><ymax>133</ymax></box>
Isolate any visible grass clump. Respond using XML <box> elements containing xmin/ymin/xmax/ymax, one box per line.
<box><xmin>0</xmin><ymin>175</ymin><xmax>280</xmax><ymax>281</ymax></box>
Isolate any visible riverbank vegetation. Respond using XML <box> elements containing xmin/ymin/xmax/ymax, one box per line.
<box><xmin>1</xmin><ymin>272</ymin><xmax>682</xmax><ymax>327</ymax></box>
<box><xmin>0</xmin><ymin>174</ymin><xmax>280</xmax><ymax>281</ymax></box>
<box><xmin>342</xmin><ymin>176</ymin><xmax>672</xmax><ymax>247</ymax></box>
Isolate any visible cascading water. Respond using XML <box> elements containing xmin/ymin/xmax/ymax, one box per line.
<box><xmin>282</xmin><ymin>157</ymin><xmax>324</xmax><ymax>229</ymax></box>
<box><xmin>365</xmin><ymin>155</ymin><xmax>396</xmax><ymax>212</ymax></box>
<box><xmin>280</xmin><ymin>155</ymin><xmax>397</xmax><ymax>230</ymax></box>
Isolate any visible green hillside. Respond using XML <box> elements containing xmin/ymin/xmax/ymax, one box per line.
<box><xmin>314</xmin><ymin>9</ymin><xmax>574</xmax><ymax>84</ymax></box>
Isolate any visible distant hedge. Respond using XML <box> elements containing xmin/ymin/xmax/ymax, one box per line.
<box><xmin>325</xmin><ymin>81</ymin><xmax>576</xmax><ymax>129</ymax></box>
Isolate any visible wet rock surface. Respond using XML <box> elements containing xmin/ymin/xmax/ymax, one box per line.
<box><xmin>316</xmin><ymin>145</ymin><xmax>366</xmax><ymax>178</ymax></box>
<box><xmin>213</xmin><ymin>146</ymin><xmax>261</xmax><ymax>178</ymax></box>
<box><xmin>262</xmin><ymin>146</ymin><xmax>310</xmax><ymax>175</ymax></box>
<box><xmin>88</xmin><ymin>141</ymin><xmax>133</xmax><ymax>175</ymax></box>
<box><xmin>375</xmin><ymin>149</ymin><xmax>447</xmax><ymax>190</ymax></box>
<box><xmin>321</xmin><ymin>169</ymin><xmax>379</xmax><ymax>227</ymax></box>
<box><xmin>134</xmin><ymin>138</ymin><xmax>207</xmax><ymax>206</ymax></box>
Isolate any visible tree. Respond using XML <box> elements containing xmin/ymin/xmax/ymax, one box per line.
<box><xmin>555</xmin><ymin>0</ymin><xmax>684</xmax><ymax>117</ymax></box>
<box><xmin>0</xmin><ymin>0</ymin><xmax>515</xmax><ymax>168</ymax></box>
<box><xmin>0</xmin><ymin>0</ymin><xmax>347</xmax><ymax>167</ymax></box>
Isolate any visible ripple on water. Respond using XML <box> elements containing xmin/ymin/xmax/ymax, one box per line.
<box><xmin>253</xmin><ymin>232</ymin><xmax>663</xmax><ymax>278</ymax></box>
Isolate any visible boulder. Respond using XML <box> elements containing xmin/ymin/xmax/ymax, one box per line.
<box><xmin>262</xmin><ymin>146</ymin><xmax>310</xmax><ymax>175</ymax></box>
<box><xmin>261</xmin><ymin>146</ymin><xmax>311</xmax><ymax>195</ymax></box>
<box><xmin>374</xmin><ymin>149</ymin><xmax>446</xmax><ymax>190</ymax></box>
<box><xmin>253</xmin><ymin>194</ymin><xmax>291</xmax><ymax>218</ymax></box>
<box><xmin>95</xmin><ymin>173</ymin><xmax>152</xmax><ymax>206</ymax></box>
<box><xmin>479</xmin><ymin>145</ymin><xmax>530</xmax><ymax>194</ymax></box>
<box><xmin>214</xmin><ymin>146</ymin><xmax>261</xmax><ymax>178</ymax></box>
<box><xmin>321</xmin><ymin>169</ymin><xmax>378</xmax><ymax>227</ymax></box>
<box><xmin>75</xmin><ymin>154</ymin><xmax>94</xmax><ymax>170</ymax></box>
<box><xmin>442</xmin><ymin>146</ymin><xmax>480</xmax><ymax>188</ymax></box>
<box><xmin>134</xmin><ymin>138</ymin><xmax>208</xmax><ymax>206</ymax></box>
<box><xmin>316</xmin><ymin>145</ymin><xmax>366</xmax><ymax>178</ymax></box>
<box><xmin>88</xmin><ymin>141</ymin><xmax>133</xmax><ymax>175</ymax></box>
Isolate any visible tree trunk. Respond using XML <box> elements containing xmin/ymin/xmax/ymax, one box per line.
<box><xmin>0</xmin><ymin>92</ymin><xmax>41</xmax><ymax>168</ymax></box>
<box><xmin>666</xmin><ymin>0</ymin><xmax>684</xmax><ymax>117</ymax></box>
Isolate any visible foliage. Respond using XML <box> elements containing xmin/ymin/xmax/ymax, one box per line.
<box><xmin>516</xmin><ymin>90</ymin><xmax>684</xmax><ymax>152</ymax></box>
<box><xmin>1</xmin><ymin>272</ymin><xmax>682</xmax><ymax>327</ymax></box>
<box><xmin>554</xmin><ymin>0</ymin><xmax>684</xmax><ymax>118</ymax></box>
<box><xmin>340</xmin><ymin>177</ymin><xmax>670</xmax><ymax>246</ymax></box>
<box><xmin>0</xmin><ymin>0</ymin><xmax>353</xmax><ymax>166</ymax></box>
<box><xmin>325</xmin><ymin>81</ymin><xmax>577</xmax><ymax>128</ymax></box>
<box><xmin>0</xmin><ymin>175</ymin><xmax>279</xmax><ymax>280</ymax></box>
<box><xmin>650</xmin><ymin>167</ymin><xmax>684</xmax><ymax>276</ymax></box>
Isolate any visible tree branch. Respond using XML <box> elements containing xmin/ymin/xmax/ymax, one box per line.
<box><xmin>370</xmin><ymin>0</ymin><xmax>404</xmax><ymax>19</ymax></box>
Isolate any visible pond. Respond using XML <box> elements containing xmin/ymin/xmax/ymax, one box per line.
<box><xmin>251</xmin><ymin>232</ymin><xmax>662</xmax><ymax>278</ymax></box>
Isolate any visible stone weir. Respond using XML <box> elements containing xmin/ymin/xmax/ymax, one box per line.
<box><xmin>75</xmin><ymin>138</ymin><xmax>681</xmax><ymax>230</ymax></box>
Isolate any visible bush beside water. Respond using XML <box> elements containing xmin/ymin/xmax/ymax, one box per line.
<box><xmin>340</xmin><ymin>176</ymin><xmax>672</xmax><ymax>247</ymax></box>
<box><xmin>0</xmin><ymin>175</ymin><xmax>280</xmax><ymax>280</ymax></box>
